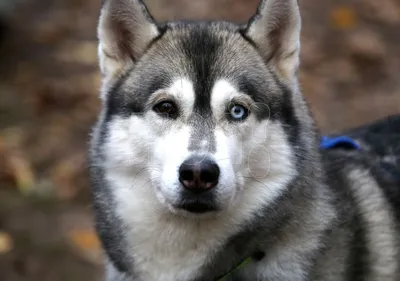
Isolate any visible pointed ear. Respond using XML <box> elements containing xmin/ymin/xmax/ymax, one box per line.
<box><xmin>244</xmin><ymin>0</ymin><xmax>301</xmax><ymax>82</ymax></box>
<box><xmin>98</xmin><ymin>0</ymin><xmax>160</xmax><ymax>78</ymax></box>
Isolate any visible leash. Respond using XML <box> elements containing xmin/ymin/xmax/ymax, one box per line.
<box><xmin>216</xmin><ymin>256</ymin><xmax>253</xmax><ymax>281</ymax></box>
<box><xmin>215</xmin><ymin>135</ymin><xmax>359</xmax><ymax>281</ymax></box>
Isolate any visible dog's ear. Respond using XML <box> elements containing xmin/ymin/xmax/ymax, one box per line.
<box><xmin>98</xmin><ymin>0</ymin><xmax>159</xmax><ymax>78</ymax></box>
<box><xmin>244</xmin><ymin>0</ymin><xmax>301</xmax><ymax>82</ymax></box>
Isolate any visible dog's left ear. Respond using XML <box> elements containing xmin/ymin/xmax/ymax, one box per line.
<box><xmin>244</xmin><ymin>0</ymin><xmax>301</xmax><ymax>82</ymax></box>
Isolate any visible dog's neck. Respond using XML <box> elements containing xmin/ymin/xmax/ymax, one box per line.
<box><xmin>104</xmin><ymin>163</ymin><xmax>334</xmax><ymax>281</ymax></box>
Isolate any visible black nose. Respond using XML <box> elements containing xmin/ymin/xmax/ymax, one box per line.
<box><xmin>179</xmin><ymin>156</ymin><xmax>220</xmax><ymax>193</ymax></box>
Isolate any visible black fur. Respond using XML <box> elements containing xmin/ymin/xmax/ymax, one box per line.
<box><xmin>180</xmin><ymin>25</ymin><xmax>220</xmax><ymax>152</ymax></box>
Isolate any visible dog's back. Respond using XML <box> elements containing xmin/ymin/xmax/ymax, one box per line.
<box><xmin>317</xmin><ymin>118</ymin><xmax>400</xmax><ymax>280</ymax></box>
<box><xmin>327</xmin><ymin>115</ymin><xmax>400</xmax><ymax>221</ymax></box>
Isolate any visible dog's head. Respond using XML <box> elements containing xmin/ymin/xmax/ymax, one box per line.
<box><xmin>95</xmin><ymin>0</ymin><xmax>311</xmax><ymax>216</ymax></box>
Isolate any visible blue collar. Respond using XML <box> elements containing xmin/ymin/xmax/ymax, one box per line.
<box><xmin>320</xmin><ymin>136</ymin><xmax>360</xmax><ymax>150</ymax></box>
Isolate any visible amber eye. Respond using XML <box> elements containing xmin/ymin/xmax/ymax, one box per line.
<box><xmin>153</xmin><ymin>101</ymin><xmax>178</xmax><ymax>119</ymax></box>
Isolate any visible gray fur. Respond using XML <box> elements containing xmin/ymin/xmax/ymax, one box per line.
<box><xmin>90</xmin><ymin>0</ymin><xmax>400</xmax><ymax>280</ymax></box>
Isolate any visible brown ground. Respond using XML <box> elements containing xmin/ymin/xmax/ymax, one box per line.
<box><xmin>0</xmin><ymin>0</ymin><xmax>399</xmax><ymax>280</ymax></box>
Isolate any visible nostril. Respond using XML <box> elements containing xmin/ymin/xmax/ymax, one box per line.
<box><xmin>179</xmin><ymin>168</ymin><xmax>194</xmax><ymax>181</ymax></box>
<box><xmin>200</xmin><ymin>163</ymin><xmax>220</xmax><ymax>183</ymax></box>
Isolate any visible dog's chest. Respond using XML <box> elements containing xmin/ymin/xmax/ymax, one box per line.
<box><xmin>125</xmin><ymin>217</ymin><xmax>227</xmax><ymax>281</ymax></box>
<box><xmin>113</xmin><ymin>185</ymin><xmax>228</xmax><ymax>281</ymax></box>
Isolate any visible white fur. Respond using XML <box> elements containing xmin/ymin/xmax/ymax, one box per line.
<box><xmin>102</xmin><ymin>78</ymin><xmax>297</xmax><ymax>280</ymax></box>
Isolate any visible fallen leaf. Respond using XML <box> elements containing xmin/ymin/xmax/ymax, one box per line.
<box><xmin>67</xmin><ymin>228</ymin><xmax>103</xmax><ymax>264</ymax></box>
<box><xmin>68</xmin><ymin>229</ymin><xmax>100</xmax><ymax>251</ymax></box>
<box><xmin>51</xmin><ymin>154</ymin><xmax>86</xmax><ymax>201</ymax></box>
<box><xmin>331</xmin><ymin>6</ymin><xmax>357</xmax><ymax>29</ymax></box>
<box><xmin>7</xmin><ymin>154</ymin><xmax>35</xmax><ymax>195</ymax></box>
<box><xmin>0</xmin><ymin>231</ymin><xmax>13</xmax><ymax>254</ymax></box>
<box><xmin>346</xmin><ymin>29</ymin><xmax>386</xmax><ymax>60</ymax></box>
<box><xmin>0</xmin><ymin>129</ymin><xmax>36</xmax><ymax>194</ymax></box>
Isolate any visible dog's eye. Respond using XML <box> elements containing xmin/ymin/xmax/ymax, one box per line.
<box><xmin>228</xmin><ymin>104</ymin><xmax>249</xmax><ymax>121</ymax></box>
<box><xmin>153</xmin><ymin>101</ymin><xmax>178</xmax><ymax>118</ymax></box>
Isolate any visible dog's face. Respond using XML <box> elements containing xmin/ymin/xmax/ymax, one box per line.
<box><xmin>96</xmin><ymin>0</ymin><xmax>302</xmax><ymax>216</ymax></box>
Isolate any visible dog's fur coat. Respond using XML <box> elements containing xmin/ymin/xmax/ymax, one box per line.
<box><xmin>89</xmin><ymin>0</ymin><xmax>400</xmax><ymax>280</ymax></box>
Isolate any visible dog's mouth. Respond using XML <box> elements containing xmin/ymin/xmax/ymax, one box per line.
<box><xmin>172</xmin><ymin>188</ymin><xmax>220</xmax><ymax>214</ymax></box>
<box><xmin>156</xmin><ymin>182</ymin><xmax>225</xmax><ymax>215</ymax></box>
<box><xmin>176</xmin><ymin>200</ymin><xmax>218</xmax><ymax>213</ymax></box>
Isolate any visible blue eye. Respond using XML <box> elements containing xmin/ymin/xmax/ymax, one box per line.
<box><xmin>228</xmin><ymin>104</ymin><xmax>249</xmax><ymax>121</ymax></box>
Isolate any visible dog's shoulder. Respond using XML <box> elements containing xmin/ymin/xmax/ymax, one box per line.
<box><xmin>323</xmin><ymin>115</ymin><xmax>400</xmax><ymax>222</ymax></box>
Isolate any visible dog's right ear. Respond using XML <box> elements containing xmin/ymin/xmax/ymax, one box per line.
<box><xmin>243</xmin><ymin>0</ymin><xmax>301</xmax><ymax>83</ymax></box>
<box><xmin>98</xmin><ymin>0</ymin><xmax>160</xmax><ymax>78</ymax></box>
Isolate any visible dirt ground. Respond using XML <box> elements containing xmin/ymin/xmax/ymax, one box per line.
<box><xmin>0</xmin><ymin>0</ymin><xmax>399</xmax><ymax>280</ymax></box>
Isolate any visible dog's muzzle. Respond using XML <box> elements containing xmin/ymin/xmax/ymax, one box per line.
<box><xmin>176</xmin><ymin>155</ymin><xmax>220</xmax><ymax>213</ymax></box>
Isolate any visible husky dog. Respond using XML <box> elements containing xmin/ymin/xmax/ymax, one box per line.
<box><xmin>89</xmin><ymin>0</ymin><xmax>400</xmax><ymax>280</ymax></box>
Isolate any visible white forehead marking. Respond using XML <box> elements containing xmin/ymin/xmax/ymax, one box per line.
<box><xmin>210</xmin><ymin>79</ymin><xmax>243</xmax><ymax>119</ymax></box>
<box><xmin>167</xmin><ymin>78</ymin><xmax>195</xmax><ymax>115</ymax></box>
<box><xmin>211</xmin><ymin>79</ymin><xmax>239</xmax><ymax>108</ymax></box>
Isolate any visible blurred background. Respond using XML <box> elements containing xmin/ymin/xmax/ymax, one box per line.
<box><xmin>0</xmin><ymin>0</ymin><xmax>398</xmax><ymax>280</ymax></box>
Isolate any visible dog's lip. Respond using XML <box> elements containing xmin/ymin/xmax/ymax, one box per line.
<box><xmin>173</xmin><ymin>200</ymin><xmax>218</xmax><ymax>214</ymax></box>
